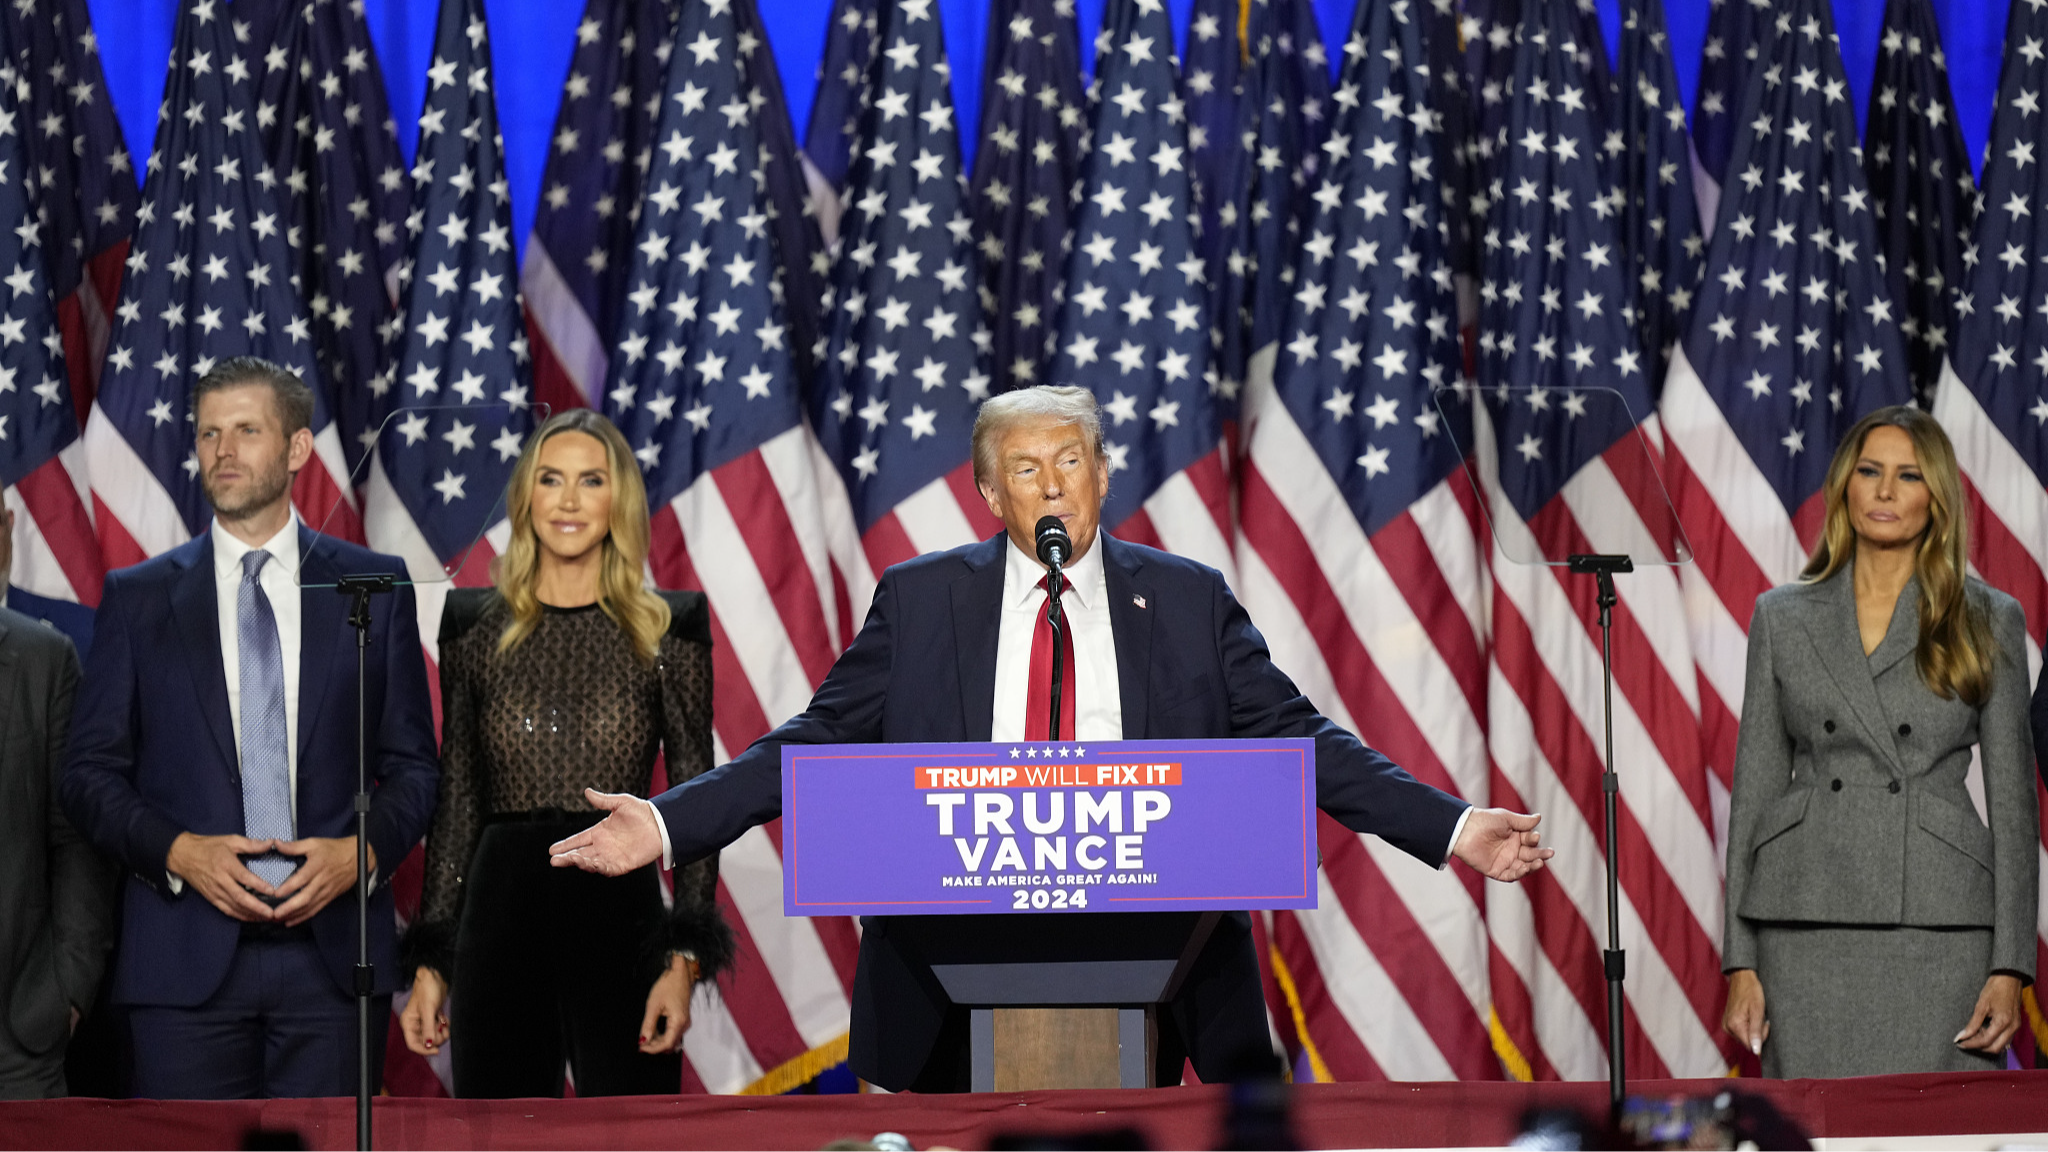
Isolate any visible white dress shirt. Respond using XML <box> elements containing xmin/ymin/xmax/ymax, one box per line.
<box><xmin>649</xmin><ymin>531</ymin><xmax>1473</xmax><ymax>869</ymax></box>
<box><xmin>168</xmin><ymin>517</ymin><xmax>305</xmax><ymax>895</ymax></box>
<box><xmin>213</xmin><ymin>515</ymin><xmax>304</xmax><ymax>823</ymax></box>
<box><xmin>991</xmin><ymin>534</ymin><xmax>1122</xmax><ymax>742</ymax></box>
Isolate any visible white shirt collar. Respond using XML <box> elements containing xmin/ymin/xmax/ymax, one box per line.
<box><xmin>1004</xmin><ymin>530</ymin><xmax>1104</xmax><ymax>610</ymax></box>
<box><xmin>212</xmin><ymin>513</ymin><xmax>301</xmax><ymax>582</ymax></box>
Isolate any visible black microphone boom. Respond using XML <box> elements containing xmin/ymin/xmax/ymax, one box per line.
<box><xmin>1035</xmin><ymin>516</ymin><xmax>1071</xmax><ymax>568</ymax></box>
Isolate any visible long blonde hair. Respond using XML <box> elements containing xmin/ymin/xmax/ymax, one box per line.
<box><xmin>494</xmin><ymin>409</ymin><xmax>669</xmax><ymax>665</ymax></box>
<box><xmin>1801</xmin><ymin>406</ymin><xmax>1993</xmax><ymax>705</ymax></box>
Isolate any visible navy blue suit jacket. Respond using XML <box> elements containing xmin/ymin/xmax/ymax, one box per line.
<box><xmin>654</xmin><ymin>533</ymin><xmax>1468</xmax><ymax>1085</ymax></box>
<box><xmin>59</xmin><ymin>526</ymin><xmax>440</xmax><ymax>1007</ymax></box>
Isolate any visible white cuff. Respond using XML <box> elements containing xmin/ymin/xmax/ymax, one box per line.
<box><xmin>168</xmin><ymin>872</ymin><xmax>184</xmax><ymax>896</ymax></box>
<box><xmin>1441</xmin><ymin>806</ymin><xmax>1475</xmax><ymax>871</ymax></box>
<box><xmin>640</xmin><ymin>795</ymin><xmax>675</xmax><ymax>870</ymax></box>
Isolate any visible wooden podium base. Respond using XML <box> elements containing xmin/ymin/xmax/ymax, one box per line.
<box><xmin>921</xmin><ymin>911</ymin><xmax>1220</xmax><ymax>1092</ymax></box>
<box><xmin>973</xmin><ymin>1006</ymin><xmax>1157</xmax><ymax>1090</ymax></box>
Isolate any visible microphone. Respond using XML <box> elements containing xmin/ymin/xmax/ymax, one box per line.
<box><xmin>1035</xmin><ymin>515</ymin><xmax>1071</xmax><ymax>568</ymax></box>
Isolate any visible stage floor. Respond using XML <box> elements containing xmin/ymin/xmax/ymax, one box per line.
<box><xmin>4</xmin><ymin>1071</ymin><xmax>2046</xmax><ymax>1149</ymax></box>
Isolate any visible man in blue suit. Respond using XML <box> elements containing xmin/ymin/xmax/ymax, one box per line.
<box><xmin>552</xmin><ymin>385</ymin><xmax>1551</xmax><ymax>1090</ymax></box>
<box><xmin>61</xmin><ymin>358</ymin><xmax>439</xmax><ymax>1099</ymax></box>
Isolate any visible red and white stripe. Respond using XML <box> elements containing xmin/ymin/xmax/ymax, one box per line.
<box><xmin>1114</xmin><ymin>444</ymin><xmax>1238</xmax><ymax>587</ymax></box>
<box><xmin>1470</xmin><ymin>402</ymin><xmax>1732</xmax><ymax>1083</ymax></box>
<box><xmin>519</xmin><ymin>239</ymin><xmax>601</xmax><ymax>415</ymax></box>
<box><xmin>5</xmin><ymin>448</ymin><xmax>102</xmax><ymax>608</ymax></box>
<box><xmin>647</xmin><ymin>424</ymin><xmax>875</xmax><ymax>1094</ymax></box>
<box><xmin>1234</xmin><ymin>362</ymin><xmax>1497</xmax><ymax>1080</ymax></box>
<box><xmin>1930</xmin><ymin>360</ymin><xmax>2048</xmax><ymax>1002</ymax></box>
<box><xmin>850</xmin><ymin>461</ymin><xmax>1004</xmax><ymax>580</ymax></box>
<box><xmin>9</xmin><ymin>244</ymin><xmax>127</xmax><ymax>610</ymax></box>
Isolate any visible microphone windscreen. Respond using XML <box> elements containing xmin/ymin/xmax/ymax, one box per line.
<box><xmin>1034</xmin><ymin>515</ymin><xmax>1070</xmax><ymax>565</ymax></box>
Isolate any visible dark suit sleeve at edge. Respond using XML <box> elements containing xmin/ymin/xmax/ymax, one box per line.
<box><xmin>365</xmin><ymin>579</ymin><xmax>440</xmax><ymax>874</ymax></box>
<box><xmin>652</xmin><ymin>565</ymin><xmax>899</xmax><ymax>867</ymax></box>
<box><xmin>1984</xmin><ymin>595</ymin><xmax>2038</xmax><ymax>982</ymax></box>
<box><xmin>1211</xmin><ymin>570</ymin><xmax>1468</xmax><ymax>868</ymax></box>
<box><xmin>43</xmin><ymin>635</ymin><xmax>116</xmax><ymax>1015</ymax></box>
<box><xmin>58</xmin><ymin>571</ymin><xmax>188</xmax><ymax>892</ymax></box>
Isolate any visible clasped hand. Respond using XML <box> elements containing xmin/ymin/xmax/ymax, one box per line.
<box><xmin>166</xmin><ymin>831</ymin><xmax>375</xmax><ymax>926</ymax></box>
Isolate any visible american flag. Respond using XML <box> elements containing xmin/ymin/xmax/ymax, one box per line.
<box><xmin>521</xmin><ymin>0</ymin><xmax>675</xmax><ymax>414</ymax></box>
<box><xmin>0</xmin><ymin>0</ymin><xmax>133</xmax><ymax>644</ymax></box>
<box><xmin>1864</xmin><ymin>0</ymin><xmax>1978</xmax><ymax>410</ymax></box>
<box><xmin>1418</xmin><ymin>0</ymin><xmax>1481</xmax><ymax>284</ymax></box>
<box><xmin>969</xmin><ymin>0</ymin><xmax>1085</xmax><ymax>395</ymax></box>
<box><xmin>807</xmin><ymin>0</ymin><xmax>997</xmax><ymax>577</ymax></box>
<box><xmin>1182</xmin><ymin>0</ymin><xmax>1246</xmax><ymax>385</ymax></box>
<box><xmin>1461</xmin><ymin>0</ymin><xmax>1610</xmax><ymax>185</ymax></box>
<box><xmin>802</xmin><ymin>0</ymin><xmax>880</xmax><ymax>245</ymax></box>
<box><xmin>1474</xmin><ymin>0</ymin><xmax>1724</xmax><ymax>1081</ymax></box>
<box><xmin>1235</xmin><ymin>0</ymin><xmax>1496</xmax><ymax>1081</ymax></box>
<box><xmin>1612</xmin><ymin>0</ymin><xmax>1703</xmax><ymax>395</ymax></box>
<box><xmin>364</xmin><ymin>0</ymin><xmax>533</xmax><ymax>590</ymax></box>
<box><xmin>1659</xmin><ymin>0</ymin><xmax>1912</xmax><ymax>827</ymax></box>
<box><xmin>603</xmin><ymin>0</ymin><xmax>862</xmax><ymax>1094</ymax></box>
<box><xmin>1049</xmin><ymin>0</ymin><xmax>1232</xmax><ymax>578</ymax></box>
<box><xmin>739</xmin><ymin>0</ymin><xmax>826</xmax><ymax>384</ymax></box>
<box><xmin>255</xmin><ymin>0</ymin><xmax>412</xmax><ymax>520</ymax></box>
<box><xmin>1460</xmin><ymin>0</ymin><xmax>1517</xmax><ymax>205</ymax></box>
<box><xmin>1214</xmin><ymin>0</ymin><xmax>1331</xmax><ymax>417</ymax></box>
<box><xmin>1689</xmin><ymin>0</ymin><xmax>1770</xmax><ymax>228</ymax></box>
<box><xmin>79</xmin><ymin>0</ymin><xmax>347</xmax><ymax>567</ymax></box>
<box><xmin>0</xmin><ymin>15</ymin><xmax>75</xmax><ymax>622</ymax></box>
<box><xmin>1928</xmin><ymin>0</ymin><xmax>2048</xmax><ymax>1022</ymax></box>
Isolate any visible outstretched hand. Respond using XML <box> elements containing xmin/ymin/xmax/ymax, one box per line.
<box><xmin>1451</xmin><ymin>808</ymin><xmax>1553</xmax><ymax>881</ymax></box>
<box><xmin>549</xmin><ymin>789</ymin><xmax>663</xmax><ymax>876</ymax></box>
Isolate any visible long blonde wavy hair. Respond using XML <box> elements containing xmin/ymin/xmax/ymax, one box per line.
<box><xmin>1800</xmin><ymin>406</ymin><xmax>1993</xmax><ymax>706</ymax></box>
<box><xmin>494</xmin><ymin>409</ymin><xmax>669</xmax><ymax>665</ymax></box>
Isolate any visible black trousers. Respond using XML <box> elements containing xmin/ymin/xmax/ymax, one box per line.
<box><xmin>451</xmin><ymin>821</ymin><xmax>680</xmax><ymax>1097</ymax></box>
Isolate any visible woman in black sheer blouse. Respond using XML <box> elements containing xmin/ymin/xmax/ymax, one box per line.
<box><xmin>397</xmin><ymin>410</ymin><xmax>731</xmax><ymax>1097</ymax></box>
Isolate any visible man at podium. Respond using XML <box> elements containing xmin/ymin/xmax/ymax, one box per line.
<box><xmin>551</xmin><ymin>385</ymin><xmax>1552</xmax><ymax>1090</ymax></box>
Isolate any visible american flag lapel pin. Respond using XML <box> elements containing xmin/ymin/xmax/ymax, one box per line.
<box><xmin>1132</xmin><ymin>594</ymin><xmax>1147</xmax><ymax>609</ymax></box>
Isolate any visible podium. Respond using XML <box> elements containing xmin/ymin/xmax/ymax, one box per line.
<box><xmin>781</xmin><ymin>739</ymin><xmax>1317</xmax><ymax>1091</ymax></box>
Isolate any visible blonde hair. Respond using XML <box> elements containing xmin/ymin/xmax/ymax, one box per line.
<box><xmin>493</xmin><ymin>409</ymin><xmax>669</xmax><ymax>665</ymax></box>
<box><xmin>971</xmin><ymin>385</ymin><xmax>1105</xmax><ymax>485</ymax></box>
<box><xmin>1801</xmin><ymin>406</ymin><xmax>1993</xmax><ymax>706</ymax></box>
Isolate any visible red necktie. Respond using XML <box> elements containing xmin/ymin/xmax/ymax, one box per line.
<box><xmin>1025</xmin><ymin>574</ymin><xmax>1076</xmax><ymax>741</ymax></box>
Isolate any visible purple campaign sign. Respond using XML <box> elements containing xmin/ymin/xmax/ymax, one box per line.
<box><xmin>782</xmin><ymin>739</ymin><xmax>1317</xmax><ymax>917</ymax></box>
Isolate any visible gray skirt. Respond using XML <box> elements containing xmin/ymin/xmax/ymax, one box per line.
<box><xmin>1751</xmin><ymin>922</ymin><xmax>2005</xmax><ymax>1078</ymax></box>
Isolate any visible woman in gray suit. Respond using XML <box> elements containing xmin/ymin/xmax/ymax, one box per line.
<box><xmin>1721</xmin><ymin>406</ymin><xmax>2038</xmax><ymax>1078</ymax></box>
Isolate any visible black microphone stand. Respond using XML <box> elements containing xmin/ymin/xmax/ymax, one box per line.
<box><xmin>337</xmin><ymin>572</ymin><xmax>394</xmax><ymax>1152</ymax></box>
<box><xmin>1567</xmin><ymin>553</ymin><xmax>1631</xmax><ymax>1125</ymax></box>
<box><xmin>1045</xmin><ymin>552</ymin><xmax>1066</xmax><ymax>740</ymax></box>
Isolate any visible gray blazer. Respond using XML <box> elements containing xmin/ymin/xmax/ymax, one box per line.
<box><xmin>0</xmin><ymin>605</ymin><xmax>114</xmax><ymax>1055</ymax></box>
<box><xmin>1723</xmin><ymin>568</ymin><xmax>2039</xmax><ymax>980</ymax></box>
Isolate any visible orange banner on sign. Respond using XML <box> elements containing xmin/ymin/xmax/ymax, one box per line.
<box><xmin>914</xmin><ymin>763</ymin><xmax>1183</xmax><ymax>789</ymax></box>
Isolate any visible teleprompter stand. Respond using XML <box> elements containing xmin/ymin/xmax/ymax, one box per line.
<box><xmin>337</xmin><ymin>572</ymin><xmax>393</xmax><ymax>1152</ymax></box>
<box><xmin>896</xmin><ymin>911</ymin><xmax>1222</xmax><ymax>1090</ymax></box>
<box><xmin>1568</xmin><ymin>553</ymin><xmax>1631</xmax><ymax>1123</ymax></box>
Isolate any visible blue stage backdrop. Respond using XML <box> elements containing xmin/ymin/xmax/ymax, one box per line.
<box><xmin>84</xmin><ymin>0</ymin><xmax>2008</xmax><ymax>269</ymax></box>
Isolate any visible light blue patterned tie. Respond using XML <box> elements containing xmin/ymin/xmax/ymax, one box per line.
<box><xmin>238</xmin><ymin>549</ymin><xmax>296</xmax><ymax>889</ymax></box>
